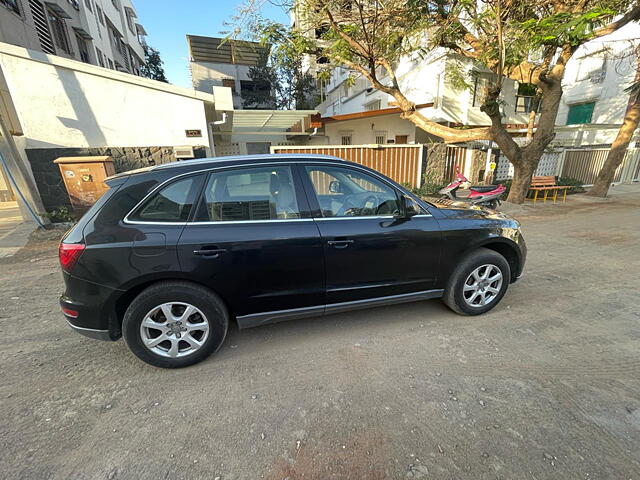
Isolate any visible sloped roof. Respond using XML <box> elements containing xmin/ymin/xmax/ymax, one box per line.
<box><xmin>187</xmin><ymin>35</ymin><xmax>269</xmax><ymax>66</ymax></box>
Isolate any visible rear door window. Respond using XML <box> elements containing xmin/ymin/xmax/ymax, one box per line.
<box><xmin>129</xmin><ymin>175</ymin><xmax>203</xmax><ymax>223</ymax></box>
<box><xmin>197</xmin><ymin>166</ymin><xmax>301</xmax><ymax>221</ymax></box>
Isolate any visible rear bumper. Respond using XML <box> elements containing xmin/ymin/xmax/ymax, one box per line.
<box><xmin>65</xmin><ymin>319</ymin><xmax>111</xmax><ymax>341</ymax></box>
<box><xmin>60</xmin><ymin>272</ymin><xmax>122</xmax><ymax>341</ymax></box>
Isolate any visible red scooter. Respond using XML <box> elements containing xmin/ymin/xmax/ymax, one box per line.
<box><xmin>439</xmin><ymin>173</ymin><xmax>506</xmax><ymax>209</ymax></box>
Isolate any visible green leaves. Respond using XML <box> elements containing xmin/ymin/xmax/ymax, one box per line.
<box><xmin>519</xmin><ymin>7</ymin><xmax>616</xmax><ymax>48</ymax></box>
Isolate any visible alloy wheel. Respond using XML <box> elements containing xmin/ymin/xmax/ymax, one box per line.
<box><xmin>139</xmin><ymin>302</ymin><xmax>210</xmax><ymax>358</ymax></box>
<box><xmin>462</xmin><ymin>264</ymin><xmax>503</xmax><ymax>308</ymax></box>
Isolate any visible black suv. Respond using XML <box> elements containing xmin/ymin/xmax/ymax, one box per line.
<box><xmin>59</xmin><ymin>154</ymin><xmax>526</xmax><ymax>368</ymax></box>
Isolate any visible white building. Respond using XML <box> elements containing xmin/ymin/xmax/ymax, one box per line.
<box><xmin>304</xmin><ymin>51</ymin><xmax>534</xmax><ymax>146</ymax></box>
<box><xmin>188</xmin><ymin>35</ymin><xmax>271</xmax><ymax>110</ymax></box>
<box><xmin>552</xmin><ymin>22</ymin><xmax>640</xmax><ymax>147</ymax></box>
<box><xmin>187</xmin><ymin>35</ymin><xmax>318</xmax><ymax>156</ymax></box>
<box><xmin>0</xmin><ymin>0</ymin><xmax>147</xmax><ymax>75</ymax></box>
<box><xmin>292</xmin><ymin>3</ymin><xmax>639</xmax><ymax>151</ymax></box>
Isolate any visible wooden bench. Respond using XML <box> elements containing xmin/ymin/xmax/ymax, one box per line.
<box><xmin>527</xmin><ymin>176</ymin><xmax>570</xmax><ymax>204</ymax></box>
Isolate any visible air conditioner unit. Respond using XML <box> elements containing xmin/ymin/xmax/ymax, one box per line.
<box><xmin>174</xmin><ymin>146</ymin><xmax>195</xmax><ymax>159</ymax></box>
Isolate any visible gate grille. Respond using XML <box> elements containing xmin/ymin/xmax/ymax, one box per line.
<box><xmin>444</xmin><ymin>147</ymin><xmax>466</xmax><ymax>181</ymax></box>
<box><xmin>561</xmin><ymin>149</ymin><xmax>624</xmax><ymax>185</ymax></box>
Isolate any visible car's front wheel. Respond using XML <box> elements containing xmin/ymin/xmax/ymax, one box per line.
<box><xmin>443</xmin><ymin>248</ymin><xmax>511</xmax><ymax>315</ymax></box>
<box><xmin>122</xmin><ymin>281</ymin><xmax>228</xmax><ymax>368</ymax></box>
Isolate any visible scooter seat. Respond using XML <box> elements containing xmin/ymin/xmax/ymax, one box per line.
<box><xmin>471</xmin><ymin>185</ymin><xmax>499</xmax><ymax>193</ymax></box>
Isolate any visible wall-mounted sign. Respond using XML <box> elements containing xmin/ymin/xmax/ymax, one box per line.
<box><xmin>185</xmin><ymin>129</ymin><xmax>202</xmax><ymax>138</ymax></box>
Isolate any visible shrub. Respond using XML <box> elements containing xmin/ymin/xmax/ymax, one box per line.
<box><xmin>44</xmin><ymin>206</ymin><xmax>76</xmax><ymax>223</ymax></box>
<box><xmin>556</xmin><ymin>177</ymin><xmax>586</xmax><ymax>194</ymax></box>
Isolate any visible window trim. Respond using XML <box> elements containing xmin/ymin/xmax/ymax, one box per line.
<box><xmin>123</xmin><ymin>161</ymin><xmax>429</xmax><ymax>226</ymax></box>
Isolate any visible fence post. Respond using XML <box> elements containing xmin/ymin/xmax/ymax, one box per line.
<box><xmin>556</xmin><ymin>149</ymin><xmax>567</xmax><ymax>177</ymax></box>
<box><xmin>416</xmin><ymin>144</ymin><xmax>424</xmax><ymax>187</ymax></box>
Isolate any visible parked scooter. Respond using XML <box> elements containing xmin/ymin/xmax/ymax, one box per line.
<box><xmin>439</xmin><ymin>173</ymin><xmax>506</xmax><ymax>209</ymax></box>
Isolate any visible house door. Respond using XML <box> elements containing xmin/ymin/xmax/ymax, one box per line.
<box><xmin>395</xmin><ymin>135</ymin><xmax>408</xmax><ymax>144</ymax></box>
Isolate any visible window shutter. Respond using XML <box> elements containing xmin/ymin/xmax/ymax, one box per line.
<box><xmin>567</xmin><ymin>102</ymin><xmax>595</xmax><ymax>125</ymax></box>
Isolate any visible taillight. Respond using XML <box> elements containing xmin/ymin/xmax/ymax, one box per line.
<box><xmin>59</xmin><ymin>243</ymin><xmax>85</xmax><ymax>272</ymax></box>
<box><xmin>61</xmin><ymin>307</ymin><xmax>79</xmax><ymax>318</ymax></box>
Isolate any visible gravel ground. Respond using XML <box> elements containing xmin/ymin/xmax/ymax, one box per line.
<box><xmin>1</xmin><ymin>190</ymin><xmax>639</xmax><ymax>480</ymax></box>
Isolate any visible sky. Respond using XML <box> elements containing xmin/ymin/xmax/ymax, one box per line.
<box><xmin>134</xmin><ymin>0</ymin><xmax>290</xmax><ymax>88</ymax></box>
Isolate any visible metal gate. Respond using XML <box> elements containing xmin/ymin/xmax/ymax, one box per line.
<box><xmin>561</xmin><ymin>149</ymin><xmax>622</xmax><ymax>185</ymax></box>
<box><xmin>270</xmin><ymin>144</ymin><xmax>424</xmax><ymax>187</ymax></box>
<box><xmin>621</xmin><ymin>148</ymin><xmax>640</xmax><ymax>182</ymax></box>
<box><xmin>560</xmin><ymin>148</ymin><xmax>640</xmax><ymax>185</ymax></box>
<box><xmin>444</xmin><ymin>146</ymin><xmax>467</xmax><ymax>181</ymax></box>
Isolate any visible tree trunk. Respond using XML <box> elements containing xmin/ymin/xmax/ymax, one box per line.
<box><xmin>507</xmin><ymin>160</ymin><xmax>536</xmax><ymax>203</ymax></box>
<box><xmin>588</xmin><ymin>63</ymin><xmax>640</xmax><ymax>197</ymax></box>
<box><xmin>500</xmin><ymin>73</ymin><xmax>565</xmax><ymax>203</ymax></box>
<box><xmin>587</xmin><ymin>104</ymin><xmax>640</xmax><ymax>196</ymax></box>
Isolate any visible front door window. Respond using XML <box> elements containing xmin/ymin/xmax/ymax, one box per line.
<box><xmin>304</xmin><ymin>166</ymin><xmax>400</xmax><ymax>218</ymax></box>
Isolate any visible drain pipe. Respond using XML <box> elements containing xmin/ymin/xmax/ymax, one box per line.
<box><xmin>207</xmin><ymin>113</ymin><xmax>228</xmax><ymax>157</ymax></box>
<box><xmin>212</xmin><ymin>112</ymin><xmax>227</xmax><ymax>126</ymax></box>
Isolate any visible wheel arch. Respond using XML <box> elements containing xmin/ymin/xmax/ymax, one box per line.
<box><xmin>475</xmin><ymin>238</ymin><xmax>521</xmax><ymax>283</ymax></box>
<box><xmin>109</xmin><ymin>277</ymin><xmax>234</xmax><ymax>339</ymax></box>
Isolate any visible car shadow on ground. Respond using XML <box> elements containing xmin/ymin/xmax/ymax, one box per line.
<box><xmin>213</xmin><ymin>298</ymin><xmax>455</xmax><ymax>361</ymax></box>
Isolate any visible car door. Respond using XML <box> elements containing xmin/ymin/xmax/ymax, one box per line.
<box><xmin>298</xmin><ymin>163</ymin><xmax>442</xmax><ymax>305</ymax></box>
<box><xmin>177</xmin><ymin>164</ymin><xmax>325</xmax><ymax>325</ymax></box>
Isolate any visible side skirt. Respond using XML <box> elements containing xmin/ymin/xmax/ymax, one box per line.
<box><xmin>236</xmin><ymin>289</ymin><xmax>444</xmax><ymax>329</ymax></box>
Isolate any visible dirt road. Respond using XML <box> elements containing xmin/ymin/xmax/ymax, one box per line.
<box><xmin>1</xmin><ymin>190</ymin><xmax>639</xmax><ymax>479</ymax></box>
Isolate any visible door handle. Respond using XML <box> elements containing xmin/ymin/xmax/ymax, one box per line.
<box><xmin>193</xmin><ymin>247</ymin><xmax>227</xmax><ymax>257</ymax></box>
<box><xmin>327</xmin><ymin>239</ymin><xmax>354</xmax><ymax>249</ymax></box>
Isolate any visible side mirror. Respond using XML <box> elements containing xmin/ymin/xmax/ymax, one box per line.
<box><xmin>400</xmin><ymin>195</ymin><xmax>420</xmax><ymax>218</ymax></box>
<box><xmin>329</xmin><ymin>180</ymin><xmax>343</xmax><ymax>194</ymax></box>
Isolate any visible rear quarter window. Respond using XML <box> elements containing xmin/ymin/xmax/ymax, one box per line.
<box><xmin>128</xmin><ymin>175</ymin><xmax>204</xmax><ymax>223</ymax></box>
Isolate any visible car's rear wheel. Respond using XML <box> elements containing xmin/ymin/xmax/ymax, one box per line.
<box><xmin>443</xmin><ymin>248</ymin><xmax>511</xmax><ymax>315</ymax></box>
<box><xmin>122</xmin><ymin>281</ymin><xmax>228</xmax><ymax>368</ymax></box>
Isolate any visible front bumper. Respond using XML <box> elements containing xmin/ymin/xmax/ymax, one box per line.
<box><xmin>513</xmin><ymin>233</ymin><xmax>527</xmax><ymax>282</ymax></box>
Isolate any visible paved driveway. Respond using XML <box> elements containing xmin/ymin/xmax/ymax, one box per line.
<box><xmin>1</xmin><ymin>189</ymin><xmax>639</xmax><ymax>479</ymax></box>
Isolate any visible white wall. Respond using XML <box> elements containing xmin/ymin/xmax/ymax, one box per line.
<box><xmin>0</xmin><ymin>43</ymin><xmax>212</xmax><ymax>150</ymax></box>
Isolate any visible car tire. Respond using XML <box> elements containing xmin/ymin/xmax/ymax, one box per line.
<box><xmin>442</xmin><ymin>248</ymin><xmax>511</xmax><ymax>316</ymax></box>
<box><xmin>122</xmin><ymin>281</ymin><xmax>229</xmax><ymax>368</ymax></box>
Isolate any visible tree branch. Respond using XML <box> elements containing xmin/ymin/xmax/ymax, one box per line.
<box><xmin>324</xmin><ymin>7</ymin><xmax>371</xmax><ymax>59</ymax></box>
<box><xmin>591</xmin><ymin>4</ymin><xmax>640</xmax><ymax>39</ymax></box>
